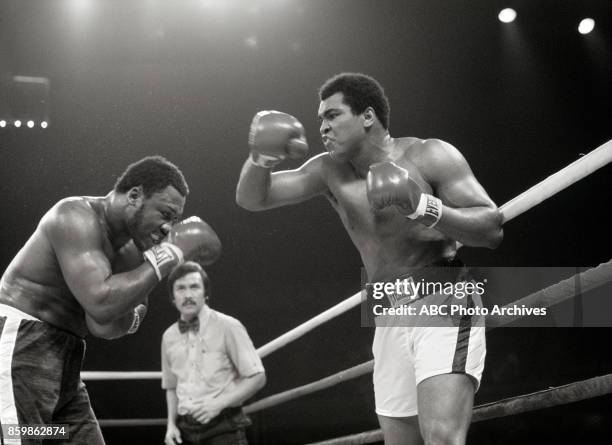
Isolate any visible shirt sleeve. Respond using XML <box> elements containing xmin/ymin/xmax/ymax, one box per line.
<box><xmin>161</xmin><ymin>333</ymin><xmax>178</xmax><ymax>390</ymax></box>
<box><xmin>224</xmin><ymin>318</ymin><xmax>265</xmax><ymax>378</ymax></box>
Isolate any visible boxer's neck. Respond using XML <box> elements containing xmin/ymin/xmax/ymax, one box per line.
<box><xmin>350</xmin><ymin>132</ymin><xmax>394</xmax><ymax>178</ymax></box>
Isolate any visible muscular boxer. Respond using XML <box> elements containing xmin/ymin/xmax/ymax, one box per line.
<box><xmin>236</xmin><ymin>74</ymin><xmax>503</xmax><ymax>445</ymax></box>
<box><xmin>0</xmin><ymin>156</ymin><xmax>221</xmax><ymax>444</ymax></box>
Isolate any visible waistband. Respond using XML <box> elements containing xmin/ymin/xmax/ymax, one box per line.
<box><xmin>367</xmin><ymin>256</ymin><xmax>472</xmax><ymax>308</ymax></box>
<box><xmin>400</xmin><ymin>256</ymin><xmax>470</xmax><ymax>284</ymax></box>
<box><xmin>0</xmin><ymin>303</ymin><xmax>85</xmax><ymax>340</ymax></box>
<box><xmin>0</xmin><ymin>303</ymin><xmax>41</xmax><ymax>321</ymax></box>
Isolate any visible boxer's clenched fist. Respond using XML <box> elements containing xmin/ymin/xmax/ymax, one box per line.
<box><xmin>144</xmin><ymin>217</ymin><xmax>222</xmax><ymax>281</ymax></box>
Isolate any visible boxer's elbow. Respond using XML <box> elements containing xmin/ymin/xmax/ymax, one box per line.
<box><xmin>83</xmin><ymin>297</ymin><xmax>125</xmax><ymax>330</ymax></box>
<box><xmin>235</xmin><ymin>192</ymin><xmax>267</xmax><ymax>212</ymax></box>
<box><xmin>486</xmin><ymin>226</ymin><xmax>504</xmax><ymax>249</ymax></box>
<box><xmin>484</xmin><ymin>208</ymin><xmax>504</xmax><ymax>249</ymax></box>
<box><xmin>85</xmin><ymin>314</ymin><xmax>126</xmax><ymax>340</ymax></box>
<box><xmin>255</xmin><ymin>371</ymin><xmax>267</xmax><ymax>391</ymax></box>
<box><xmin>85</xmin><ymin>301</ymin><xmax>116</xmax><ymax>326</ymax></box>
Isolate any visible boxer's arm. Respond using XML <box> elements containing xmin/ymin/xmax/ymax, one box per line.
<box><xmin>236</xmin><ymin>153</ymin><xmax>328</xmax><ymax>211</ymax></box>
<box><xmin>85</xmin><ymin>310</ymin><xmax>135</xmax><ymax>339</ymax></box>
<box><xmin>46</xmin><ymin>200</ymin><xmax>159</xmax><ymax>328</ymax></box>
<box><xmin>85</xmin><ymin>299</ymin><xmax>148</xmax><ymax>339</ymax></box>
<box><xmin>88</xmin><ymin>239</ymin><xmax>147</xmax><ymax>339</ymax></box>
<box><xmin>112</xmin><ymin>240</ymin><xmax>144</xmax><ymax>272</ymax></box>
<box><xmin>421</xmin><ymin>139</ymin><xmax>503</xmax><ymax>248</ymax></box>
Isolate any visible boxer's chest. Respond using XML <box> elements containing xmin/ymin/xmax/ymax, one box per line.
<box><xmin>325</xmin><ymin>162</ymin><xmax>432</xmax><ymax>240</ymax></box>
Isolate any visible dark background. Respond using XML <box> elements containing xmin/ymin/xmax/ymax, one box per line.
<box><xmin>1</xmin><ymin>0</ymin><xmax>611</xmax><ymax>443</ymax></box>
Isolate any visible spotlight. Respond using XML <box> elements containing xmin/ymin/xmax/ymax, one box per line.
<box><xmin>27</xmin><ymin>120</ymin><xmax>35</xmax><ymax>128</ymax></box>
<box><xmin>14</xmin><ymin>120</ymin><xmax>22</xmax><ymax>128</ymax></box>
<box><xmin>498</xmin><ymin>8</ymin><xmax>517</xmax><ymax>23</ymax></box>
<box><xmin>41</xmin><ymin>121</ymin><xmax>48</xmax><ymax>129</ymax></box>
<box><xmin>578</xmin><ymin>18</ymin><xmax>595</xmax><ymax>35</ymax></box>
<box><xmin>245</xmin><ymin>36</ymin><xmax>258</xmax><ymax>49</ymax></box>
<box><xmin>0</xmin><ymin>120</ymin><xmax>6</xmax><ymax>128</ymax></box>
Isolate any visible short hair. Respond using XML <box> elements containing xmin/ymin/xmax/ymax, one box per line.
<box><xmin>167</xmin><ymin>261</ymin><xmax>211</xmax><ymax>303</ymax></box>
<box><xmin>114</xmin><ymin>156</ymin><xmax>189</xmax><ymax>197</ymax></box>
<box><xmin>319</xmin><ymin>73</ymin><xmax>390</xmax><ymax>130</ymax></box>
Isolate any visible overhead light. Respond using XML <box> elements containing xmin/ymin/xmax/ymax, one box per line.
<box><xmin>245</xmin><ymin>36</ymin><xmax>258</xmax><ymax>49</ymax></box>
<box><xmin>27</xmin><ymin>120</ymin><xmax>35</xmax><ymax>128</ymax></box>
<box><xmin>0</xmin><ymin>120</ymin><xmax>6</xmax><ymax>128</ymax></box>
<box><xmin>498</xmin><ymin>8</ymin><xmax>517</xmax><ymax>23</ymax></box>
<box><xmin>578</xmin><ymin>18</ymin><xmax>595</xmax><ymax>35</ymax></box>
<box><xmin>41</xmin><ymin>121</ymin><xmax>48</xmax><ymax>129</ymax></box>
<box><xmin>14</xmin><ymin>120</ymin><xmax>22</xmax><ymax>128</ymax></box>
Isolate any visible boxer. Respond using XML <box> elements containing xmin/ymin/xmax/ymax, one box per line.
<box><xmin>236</xmin><ymin>73</ymin><xmax>503</xmax><ymax>445</ymax></box>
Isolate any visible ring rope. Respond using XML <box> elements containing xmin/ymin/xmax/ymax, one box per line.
<box><xmin>305</xmin><ymin>373</ymin><xmax>612</xmax><ymax>445</ymax></box>
<box><xmin>81</xmin><ymin>371</ymin><xmax>161</xmax><ymax>381</ymax></box>
<box><xmin>498</xmin><ymin>139</ymin><xmax>612</xmax><ymax>224</ymax></box>
<box><xmin>486</xmin><ymin>259</ymin><xmax>612</xmax><ymax>328</ymax></box>
<box><xmin>81</xmin><ymin>139</ymin><xmax>612</xmax><ymax>382</ymax></box>
<box><xmin>244</xmin><ymin>361</ymin><xmax>374</xmax><ymax>414</ymax></box>
<box><xmin>98</xmin><ymin>418</ymin><xmax>166</xmax><ymax>427</ymax></box>
<box><xmin>256</xmin><ymin>291</ymin><xmax>362</xmax><ymax>358</ymax></box>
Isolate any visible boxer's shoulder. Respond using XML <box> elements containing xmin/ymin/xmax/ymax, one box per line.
<box><xmin>312</xmin><ymin>151</ymin><xmax>355</xmax><ymax>182</ymax></box>
<box><xmin>395</xmin><ymin>138</ymin><xmax>463</xmax><ymax>179</ymax></box>
<box><xmin>41</xmin><ymin>197</ymin><xmax>105</xmax><ymax>243</ymax></box>
<box><xmin>303</xmin><ymin>152</ymin><xmax>330</xmax><ymax>170</ymax></box>
<box><xmin>47</xmin><ymin>196</ymin><xmax>96</xmax><ymax>217</ymax></box>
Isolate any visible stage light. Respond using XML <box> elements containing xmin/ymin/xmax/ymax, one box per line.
<box><xmin>27</xmin><ymin>120</ymin><xmax>35</xmax><ymax>128</ymax></box>
<box><xmin>245</xmin><ymin>36</ymin><xmax>258</xmax><ymax>49</ymax></box>
<box><xmin>14</xmin><ymin>120</ymin><xmax>22</xmax><ymax>128</ymax></box>
<box><xmin>41</xmin><ymin>121</ymin><xmax>48</xmax><ymax>129</ymax></box>
<box><xmin>498</xmin><ymin>8</ymin><xmax>517</xmax><ymax>24</ymax></box>
<box><xmin>578</xmin><ymin>18</ymin><xmax>595</xmax><ymax>35</ymax></box>
<box><xmin>0</xmin><ymin>120</ymin><xmax>6</xmax><ymax>128</ymax></box>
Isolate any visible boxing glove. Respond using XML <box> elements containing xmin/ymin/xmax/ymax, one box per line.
<box><xmin>127</xmin><ymin>303</ymin><xmax>148</xmax><ymax>334</ymax></box>
<box><xmin>366</xmin><ymin>161</ymin><xmax>442</xmax><ymax>227</ymax></box>
<box><xmin>248</xmin><ymin>110</ymin><xmax>309</xmax><ymax>168</ymax></box>
<box><xmin>143</xmin><ymin>216</ymin><xmax>222</xmax><ymax>281</ymax></box>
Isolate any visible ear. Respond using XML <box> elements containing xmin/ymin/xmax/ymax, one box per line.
<box><xmin>363</xmin><ymin>107</ymin><xmax>376</xmax><ymax>129</ymax></box>
<box><xmin>127</xmin><ymin>186</ymin><xmax>144</xmax><ymax>208</ymax></box>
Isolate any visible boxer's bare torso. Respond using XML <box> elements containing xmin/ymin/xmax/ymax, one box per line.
<box><xmin>0</xmin><ymin>197</ymin><xmax>142</xmax><ymax>336</ymax></box>
<box><xmin>317</xmin><ymin>137</ymin><xmax>456</xmax><ymax>282</ymax></box>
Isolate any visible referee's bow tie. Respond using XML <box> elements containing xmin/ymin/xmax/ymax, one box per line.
<box><xmin>178</xmin><ymin>317</ymin><xmax>199</xmax><ymax>333</ymax></box>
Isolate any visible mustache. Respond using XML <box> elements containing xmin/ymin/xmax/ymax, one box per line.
<box><xmin>182</xmin><ymin>298</ymin><xmax>197</xmax><ymax>306</ymax></box>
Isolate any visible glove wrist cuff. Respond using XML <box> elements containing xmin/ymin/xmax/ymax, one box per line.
<box><xmin>249</xmin><ymin>152</ymin><xmax>282</xmax><ymax>169</ymax></box>
<box><xmin>405</xmin><ymin>194</ymin><xmax>442</xmax><ymax>228</ymax></box>
<box><xmin>127</xmin><ymin>307</ymin><xmax>141</xmax><ymax>335</ymax></box>
<box><xmin>143</xmin><ymin>242</ymin><xmax>184</xmax><ymax>281</ymax></box>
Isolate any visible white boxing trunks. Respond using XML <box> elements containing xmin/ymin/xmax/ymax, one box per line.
<box><xmin>372</xmin><ymin>294</ymin><xmax>486</xmax><ymax>417</ymax></box>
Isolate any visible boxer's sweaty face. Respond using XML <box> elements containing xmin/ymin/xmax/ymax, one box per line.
<box><xmin>172</xmin><ymin>272</ymin><xmax>207</xmax><ymax>320</ymax></box>
<box><xmin>318</xmin><ymin>92</ymin><xmax>365</xmax><ymax>162</ymax></box>
<box><xmin>129</xmin><ymin>185</ymin><xmax>185</xmax><ymax>251</ymax></box>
